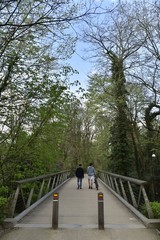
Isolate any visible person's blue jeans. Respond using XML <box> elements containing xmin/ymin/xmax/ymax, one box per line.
<box><xmin>77</xmin><ymin>178</ymin><xmax>82</xmax><ymax>189</ymax></box>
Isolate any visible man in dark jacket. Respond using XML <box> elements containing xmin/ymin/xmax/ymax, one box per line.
<box><xmin>75</xmin><ymin>164</ymin><xmax>84</xmax><ymax>189</ymax></box>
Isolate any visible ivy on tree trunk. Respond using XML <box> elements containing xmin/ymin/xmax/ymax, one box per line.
<box><xmin>108</xmin><ymin>52</ymin><xmax>132</xmax><ymax>176</ymax></box>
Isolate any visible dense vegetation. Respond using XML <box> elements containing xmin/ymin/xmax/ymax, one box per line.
<box><xmin>0</xmin><ymin>0</ymin><xmax>160</xmax><ymax>222</ymax></box>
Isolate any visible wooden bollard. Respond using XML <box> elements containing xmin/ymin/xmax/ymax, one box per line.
<box><xmin>52</xmin><ymin>193</ymin><xmax>59</xmax><ymax>229</ymax></box>
<box><xmin>98</xmin><ymin>192</ymin><xmax>104</xmax><ymax>230</ymax></box>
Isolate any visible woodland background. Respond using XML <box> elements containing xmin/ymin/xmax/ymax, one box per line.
<box><xmin>0</xmin><ymin>0</ymin><xmax>160</xmax><ymax>221</ymax></box>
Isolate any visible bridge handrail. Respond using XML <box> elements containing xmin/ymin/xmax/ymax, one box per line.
<box><xmin>9</xmin><ymin>170</ymin><xmax>71</xmax><ymax>218</ymax></box>
<box><xmin>98</xmin><ymin>170</ymin><xmax>153</xmax><ymax>219</ymax></box>
<box><xmin>15</xmin><ymin>171</ymin><xmax>69</xmax><ymax>184</ymax></box>
<box><xmin>99</xmin><ymin>171</ymin><xmax>147</xmax><ymax>185</ymax></box>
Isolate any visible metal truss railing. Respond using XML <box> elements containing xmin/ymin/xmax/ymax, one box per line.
<box><xmin>98</xmin><ymin>170</ymin><xmax>153</xmax><ymax>219</ymax></box>
<box><xmin>9</xmin><ymin>170</ymin><xmax>70</xmax><ymax>218</ymax></box>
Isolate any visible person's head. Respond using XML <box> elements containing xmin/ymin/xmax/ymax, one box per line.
<box><xmin>79</xmin><ymin>164</ymin><xmax>82</xmax><ymax>167</ymax></box>
<box><xmin>89</xmin><ymin>163</ymin><xmax>93</xmax><ymax>166</ymax></box>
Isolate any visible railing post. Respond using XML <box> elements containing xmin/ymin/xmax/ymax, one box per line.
<box><xmin>10</xmin><ymin>185</ymin><xmax>20</xmax><ymax>217</ymax></box>
<box><xmin>46</xmin><ymin>177</ymin><xmax>51</xmax><ymax>193</ymax></box>
<box><xmin>26</xmin><ymin>186</ymin><xmax>35</xmax><ymax>208</ymax></box>
<box><xmin>119</xmin><ymin>179</ymin><xmax>128</xmax><ymax>201</ymax></box>
<box><xmin>128</xmin><ymin>181</ymin><xmax>138</xmax><ymax>208</ymax></box>
<box><xmin>114</xmin><ymin>178</ymin><xmax>120</xmax><ymax>195</ymax></box>
<box><xmin>51</xmin><ymin>175</ymin><xmax>56</xmax><ymax>189</ymax></box>
<box><xmin>37</xmin><ymin>179</ymin><xmax>45</xmax><ymax>200</ymax></box>
<box><xmin>52</xmin><ymin>192</ymin><xmax>59</xmax><ymax>229</ymax></box>
<box><xmin>141</xmin><ymin>185</ymin><xmax>153</xmax><ymax>218</ymax></box>
<box><xmin>98</xmin><ymin>192</ymin><xmax>104</xmax><ymax>230</ymax></box>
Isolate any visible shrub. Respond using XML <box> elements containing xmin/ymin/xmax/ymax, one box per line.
<box><xmin>0</xmin><ymin>186</ymin><xmax>9</xmax><ymax>223</ymax></box>
<box><xmin>0</xmin><ymin>197</ymin><xmax>8</xmax><ymax>223</ymax></box>
<box><xmin>0</xmin><ymin>186</ymin><xmax>8</xmax><ymax>196</ymax></box>
<box><xmin>141</xmin><ymin>201</ymin><xmax>160</xmax><ymax>219</ymax></box>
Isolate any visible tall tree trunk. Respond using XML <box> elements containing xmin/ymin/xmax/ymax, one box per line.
<box><xmin>108</xmin><ymin>51</ymin><xmax>132</xmax><ymax>175</ymax></box>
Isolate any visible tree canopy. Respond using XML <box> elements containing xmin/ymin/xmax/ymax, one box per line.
<box><xmin>1</xmin><ymin>0</ymin><xmax>160</xmax><ymax>222</ymax></box>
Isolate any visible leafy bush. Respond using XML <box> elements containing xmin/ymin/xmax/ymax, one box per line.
<box><xmin>0</xmin><ymin>186</ymin><xmax>8</xmax><ymax>196</ymax></box>
<box><xmin>0</xmin><ymin>186</ymin><xmax>9</xmax><ymax>223</ymax></box>
<box><xmin>141</xmin><ymin>201</ymin><xmax>160</xmax><ymax>219</ymax></box>
<box><xmin>0</xmin><ymin>197</ymin><xmax>8</xmax><ymax>223</ymax></box>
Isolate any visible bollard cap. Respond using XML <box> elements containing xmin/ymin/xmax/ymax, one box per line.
<box><xmin>98</xmin><ymin>192</ymin><xmax>104</xmax><ymax>201</ymax></box>
<box><xmin>53</xmin><ymin>193</ymin><xmax>59</xmax><ymax>201</ymax></box>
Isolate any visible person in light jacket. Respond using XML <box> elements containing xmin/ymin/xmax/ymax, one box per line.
<box><xmin>87</xmin><ymin>163</ymin><xmax>95</xmax><ymax>189</ymax></box>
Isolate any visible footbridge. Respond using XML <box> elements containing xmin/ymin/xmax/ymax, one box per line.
<box><xmin>2</xmin><ymin>171</ymin><xmax>160</xmax><ymax>240</ymax></box>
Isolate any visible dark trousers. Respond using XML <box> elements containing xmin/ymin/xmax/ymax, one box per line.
<box><xmin>77</xmin><ymin>178</ymin><xmax>83</xmax><ymax>188</ymax></box>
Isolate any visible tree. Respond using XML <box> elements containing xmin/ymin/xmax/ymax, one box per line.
<box><xmin>85</xmin><ymin>74</ymin><xmax>114</xmax><ymax>169</ymax></box>
<box><xmin>83</xmin><ymin>0</ymin><xmax>160</xmax><ymax>180</ymax></box>
<box><xmin>83</xmin><ymin>1</ymin><xmax>144</xmax><ymax>175</ymax></box>
<box><xmin>125</xmin><ymin>0</ymin><xmax>160</xmax><ymax>194</ymax></box>
<box><xmin>0</xmin><ymin>0</ymin><xmax>102</xmax><ymax>186</ymax></box>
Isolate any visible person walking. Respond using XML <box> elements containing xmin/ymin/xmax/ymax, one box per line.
<box><xmin>75</xmin><ymin>164</ymin><xmax>84</xmax><ymax>189</ymax></box>
<box><xmin>87</xmin><ymin>163</ymin><xmax>95</xmax><ymax>189</ymax></box>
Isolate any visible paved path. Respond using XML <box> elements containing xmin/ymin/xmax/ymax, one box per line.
<box><xmin>1</xmin><ymin>176</ymin><xmax>160</xmax><ymax>240</ymax></box>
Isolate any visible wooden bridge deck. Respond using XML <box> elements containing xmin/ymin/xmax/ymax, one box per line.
<box><xmin>1</xmin><ymin>176</ymin><xmax>159</xmax><ymax>240</ymax></box>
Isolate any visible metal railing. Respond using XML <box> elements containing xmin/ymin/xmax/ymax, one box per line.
<box><xmin>9</xmin><ymin>170</ymin><xmax>70</xmax><ymax>218</ymax></box>
<box><xmin>98</xmin><ymin>171</ymin><xmax>153</xmax><ymax>219</ymax></box>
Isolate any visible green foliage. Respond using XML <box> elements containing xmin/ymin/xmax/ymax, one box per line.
<box><xmin>0</xmin><ymin>186</ymin><xmax>9</xmax><ymax>196</ymax></box>
<box><xmin>0</xmin><ymin>0</ymin><xmax>96</xmax><ymax>224</ymax></box>
<box><xmin>109</xmin><ymin>115</ymin><xmax>133</xmax><ymax>176</ymax></box>
<box><xmin>0</xmin><ymin>186</ymin><xmax>9</xmax><ymax>223</ymax></box>
<box><xmin>141</xmin><ymin>202</ymin><xmax>160</xmax><ymax>219</ymax></box>
<box><xmin>0</xmin><ymin>197</ymin><xmax>8</xmax><ymax>223</ymax></box>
